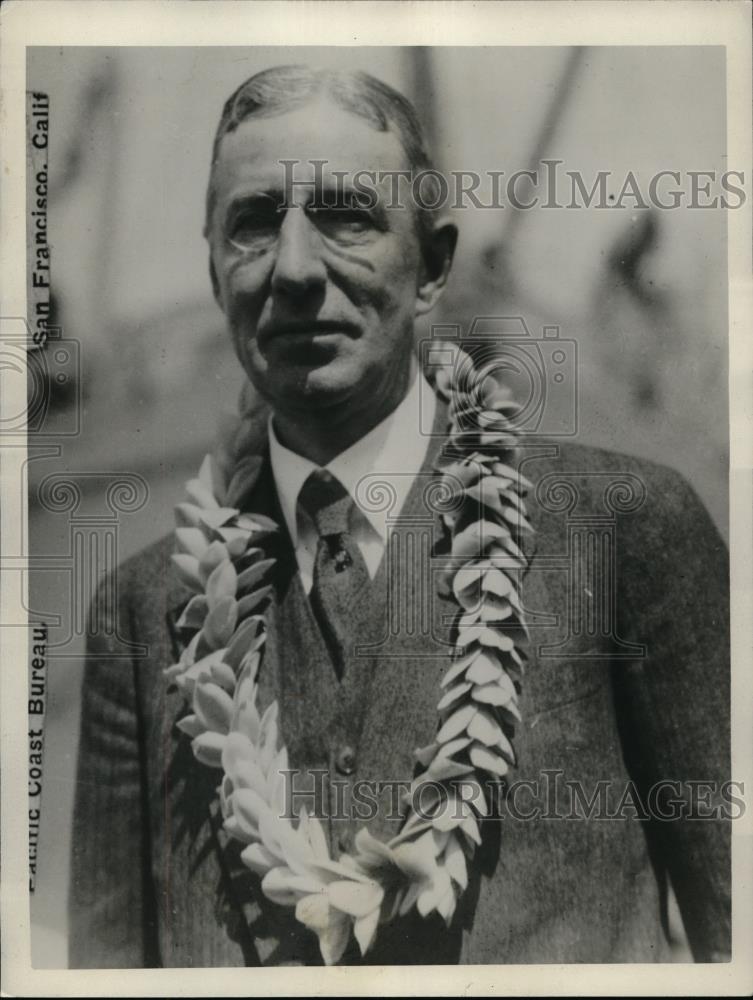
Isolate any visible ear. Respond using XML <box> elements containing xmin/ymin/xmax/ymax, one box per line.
<box><xmin>415</xmin><ymin>220</ymin><xmax>458</xmax><ymax>317</ymax></box>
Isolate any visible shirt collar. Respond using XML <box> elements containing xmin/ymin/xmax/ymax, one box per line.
<box><xmin>268</xmin><ymin>370</ymin><xmax>436</xmax><ymax>546</ymax></box>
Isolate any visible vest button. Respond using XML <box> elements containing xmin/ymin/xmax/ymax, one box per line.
<box><xmin>335</xmin><ymin>745</ymin><xmax>356</xmax><ymax>776</ymax></box>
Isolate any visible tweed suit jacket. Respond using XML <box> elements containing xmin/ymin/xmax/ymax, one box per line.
<box><xmin>69</xmin><ymin>417</ymin><xmax>731</xmax><ymax>968</ymax></box>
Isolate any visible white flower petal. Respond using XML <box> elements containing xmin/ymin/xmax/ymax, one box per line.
<box><xmin>465</xmin><ymin>651</ymin><xmax>505</xmax><ymax>685</ymax></box>
<box><xmin>206</xmin><ymin>559</ymin><xmax>238</xmax><ymax>605</ymax></box>
<box><xmin>237</xmin><ymin>558</ymin><xmax>276</xmax><ymax>593</ymax></box>
<box><xmin>241</xmin><ymin>842</ymin><xmax>280</xmax><ymax>877</ymax></box>
<box><xmin>436</xmin><ymin>681</ymin><xmax>472</xmax><ymax>710</ymax></box>
<box><xmin>353</xmin><ymin>906</ymin><xmax>380</xmax><ymax>956</ymax></box>
<box><xmin>186</xmin><ymin>477</ymin><xmax>219</xmax><ymax>510</ymax></box>
<box><xmin>436</xmin><ymin>703</ymin><xmax>477</xmax><ymax>743</ymax></box>
<box><xmin>443</xmin><ymin>835</ymin><xmax>468</xmax><ymax>890</ymax></box>
<box><xmin>190</xmin><ymin>730</ymin><xmax>226</xmax><ymax>768</ymax></box>
<box><xmin>469</xmin><ymin>744</ymin><xmax>509</xmax><ymax>777</ymax></box>
<box><xmin>198</xmin><ymin>540</ymin><xmax>229</xmax><ymax>583</ymax></box>
<box><xmin>262</xmin><ymin>866</ymin><xmax>317</xmax><ymax>906</ymax></box>
<box><xmin>471</xmin><ymin>675</ymin><xmax>516</xmax><ymax>708</ymax></box>
<box><xmin>193</xmin><ymin>680</ymin><xmax>234</xmax><ymax>734</ymax></box>
<box><xmin>301</xmin><ymin>812</ymin><xmax>331</xmax><ymax>863</ymax></box>
<box><xmin>175</xmin><ymin>501</ymin><xmax>204</xmax><ymax>528</ymax></box>
<box><xmin>295</xmin><ymin>892</ymin><xmax>331</xmax><ymax>932</ymax></box>
<box><xmin>175</xmin><ymin>526</ymin><xmax>211</xmax><ymax>560</ymax></box>
<box><xmin>171</xmin><ymin>553</ymin><xmax>203</xmax><ymax>592</ymax></box>
<box><xmin>176</xmin><ymin>713</ymin><xmax>204</xmax><ymax>739</ymax></box>
<box><xmin>200</xmin><ymin>506</ymin><xmax>242</xmax><ymax>529</ymax></box>
<box><xmin>327</xmin><ymin>879</ymin><xmax>384</xmax><ymax>918</ymax></box>
<box><xmin>317</xmin><ymin>911</ymin><xmax>352</xmax><ymax>966</ymax></box>
<box><xmin>197</xmin><ymin>454</ymin><xmax>226</xmax><ymax>503</ymax></box>
<box><xmin>467</xmin><ymin>708</ymin><xmax>504</xmax><ymax>747</ymax></box>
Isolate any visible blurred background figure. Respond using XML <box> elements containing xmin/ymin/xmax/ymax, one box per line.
<box><xmin>27</xmin><ymin>45</ymin><xmax>727</xmax><ymax>965</ymax></box>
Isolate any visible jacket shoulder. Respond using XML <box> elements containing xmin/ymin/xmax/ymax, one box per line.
<box><xmin>106</xmin><ymin>533</ymin><xmax>187</xmax><ymax>615</ymax></box>
<box><xmin>525</xmin><ymin>441</ymin><xmax>724</xmax><ymax>546</ymax></box>
<box><xmin>526</xmin><ymin>441</ymin><xmax>707</xmax><ymax>505</ymax></box>
<box><xmin>119</xmin><ymin>532</ymin><xmax>175</xmax><ymax>582</ymax></box>
<box><xmin>528</xmin><ymin>440</ymin><xmax>684</xmax><ymax>481</ymax></box>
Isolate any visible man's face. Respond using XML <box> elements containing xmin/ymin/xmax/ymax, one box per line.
<box><xmin>207</xmin><ymin>100</ymin><xmax>428</xmax><ymax>419</ymax></box>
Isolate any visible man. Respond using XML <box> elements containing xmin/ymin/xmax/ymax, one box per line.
<box><xmin>69</xmin><ymin>66</ymin><xmax>730</xmax><ymax>967</ymax></box>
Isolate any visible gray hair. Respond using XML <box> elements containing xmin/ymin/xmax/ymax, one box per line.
<box><xmin>204</xmin><ymin>64</ymin><xmax>437</xmax><ymax>248</ymax></box>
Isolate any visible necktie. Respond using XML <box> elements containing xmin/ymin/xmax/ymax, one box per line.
<box><xmin>298</xmin><ymin>469</ymin><xmax>369</xmax><ymax>679</ymax></box>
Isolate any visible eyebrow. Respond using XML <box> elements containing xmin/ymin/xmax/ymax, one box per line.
<box><xmin>224</xmin><ymin>184</ymin><xmax>390</xmax><ymax>223</ymax></box>
<box><xmin>225</xmin><ymin>189</ymin><xmax>283</xmax><ymax>212</ymax></box>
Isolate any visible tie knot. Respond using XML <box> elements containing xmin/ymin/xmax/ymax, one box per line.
<box><xmin>298</xmin><ymin>469</ymin><xmax>354</xmax><ymax>537</ymax></box>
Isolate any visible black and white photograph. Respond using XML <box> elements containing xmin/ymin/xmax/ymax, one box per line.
<box><xmin>1</xmin><ymin>1</ymin><xmax>752</xmax><ymax>995</ymax></box>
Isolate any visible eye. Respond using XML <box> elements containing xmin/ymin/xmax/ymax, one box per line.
<box><xmin>226</xmin><ymin>196</ymin><xmax>283</xmax><ymax>250</ymax></box>
<box><xmin>307</xmin><ymin>197</ymin><xmax>379</xmax><ymax>244</ymax></box>
<box><xmin>332</xmin><ymin>208</ymin><xmax>372</xmax><ymax>230</ymax></box>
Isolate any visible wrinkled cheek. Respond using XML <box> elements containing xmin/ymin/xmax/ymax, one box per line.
<box><xmin>376</xmin><ymin>274</ymin><xmax>419</xmax><ymax>326</ymax></box>
<box><xmin>221</xmin><ymin>255</ymin><xmax>269</xmax><ymax>317</ymax></box>
<box><xmin>348</xmin><ymin>265</ymin><xmax>411</xmax><ymax>317</ymax></box>
<box><xmin>222</xmin><ymin>278</ymin><xmax>265</xmax><ymax>357</ymax></box>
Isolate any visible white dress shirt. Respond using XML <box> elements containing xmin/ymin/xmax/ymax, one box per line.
<box><xmin>268</xmin><ymin>371</ymin><xmax>437</xmax><ymax>594</ymax></box>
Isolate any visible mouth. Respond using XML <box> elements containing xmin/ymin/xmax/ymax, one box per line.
<box><xmin>258</xmin><ymin>320</ymin><xmax>359</xmax><ymax>348</ymax></box>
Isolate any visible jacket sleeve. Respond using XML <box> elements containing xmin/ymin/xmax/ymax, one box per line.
<box><xmin>612</xmin><ymin>463</ymin><xmax>731</xmax><ymax>961</ymax></box>
<box><xmin>68</xmin><ymin>575</ymin><xmax>158</xmax><ymax>968</ymax></box>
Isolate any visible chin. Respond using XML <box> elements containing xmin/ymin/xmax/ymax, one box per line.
<box><xmin>269</xmin><ymin>360</ymin><xmax>367</xmax><ymax>413</ymax></box>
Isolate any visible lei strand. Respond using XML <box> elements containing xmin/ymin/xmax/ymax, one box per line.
<box><xmin>165</xmin><ymin>344</ymin><xmax>533</xmax><ymax>964</ymax></box>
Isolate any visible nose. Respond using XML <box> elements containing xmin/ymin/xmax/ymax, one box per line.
<box><xmin>270</xmin><ymin>207</ymin><xmax>327</xmax><ymax>300</ymax></box>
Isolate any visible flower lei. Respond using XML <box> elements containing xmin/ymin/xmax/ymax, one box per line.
<box><xmin>165</xmin><ymin>344</ymin><xmax>532</xmax><ymax>964</ymax></box>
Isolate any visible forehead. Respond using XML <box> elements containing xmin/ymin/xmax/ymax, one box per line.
<box><xmin>212</xmin><ymin>99</ymin><xmax>411</xmax><ymax>198</ymax></box>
